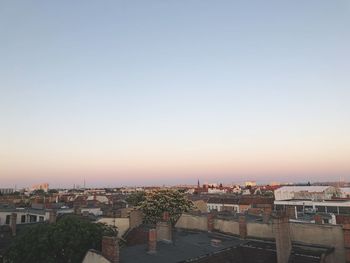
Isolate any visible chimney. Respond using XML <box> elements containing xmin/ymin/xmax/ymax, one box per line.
<box><xmin>263</xmin><ymin>210</ymin><xmax>271</xmax><ymax>224</ymax></box>
<box><xmin>82</xmin><ymin>211</ymin><xmax>89</xmax><ymax>217</ymax></box>
<box><xmin>10</xmin><ymin>213</ymin><xmax>17</xmax><ymax>236</ymax></box>
<box><xmin>239</xmin><ymin>215</ymin><xmax>247</xmax><ymax>239</ymax></box>
<box><xmin>49</xmin><ymin>210</ymin><xmax>57</xmax><ymax>224</ymax></box>
<box><xmin>148</xmin><ymin>229</ymin><xmax>157</xmax><ymax>254</ymax></box>
<box><xmin>156</xmin><ymin>212</ymin><xmax>172</xmax><ymax>243</ymax></box>
<box><xmin>314</xmin><ymin>214</ymin><xmax>322</xmax><ymax>224</ymax></box>
<box><xmin>207</xmin><ymin>212</ymin><xmax>215</xmax><ymax>232</ymax></box>
<box><xmin>74</xmin><ymin>207</ymin><xmax>81</xmax><ymax>215</ymax></box>
<box><xmin>273</xmin><ymin>213</ymin><xmax>292</xmax><ymax>263</ymax></box>
<box><xmin>286</xmin><ymin>206</ymin><xmax>296</xmax><ymax>219</ymax></box>
<box><xmin>163</xmin><ymin>211</ymin><xmax>170</xmax><ymax>222</ymax></box>
<box><xmin>102</xmin><ymin>236</ymin><xmax>119</xmax><ymax>263</ymax></box>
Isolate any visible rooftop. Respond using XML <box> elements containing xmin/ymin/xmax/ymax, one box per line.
<box><xmin>121</xmin><ymin>229</ymin><xmax>333</xmax><ymax>263</ymax></box>
<box><xmin>120</xmin><ymin>230</ymin><xmax>245</xmax><ymax>263</ymax></box>
<box><xmin>275</xmin><ymin>186</ymin><xmax>333</xmax><ymax>192</ymax></box>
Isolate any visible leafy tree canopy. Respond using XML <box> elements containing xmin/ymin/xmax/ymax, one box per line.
<box><xmin>31</xmin><ymin>189</ymin><xmax>46</xmax><ymax>196</ymax></box>
<box><xmin>140</xmin><ymin>189</ymin><xmax>193</xmax><ymax>225</ymax></box>
<box><xmin>126</xmin><ymin>191</ymin><xmax>146</xmax><ymax>207</ymax></box>
<box><xmin>48</xmin><ymin>189</ymin><xmax>59</xmax><ymax>194</ymax></box>
<box><xmin>5</xmin><ymin>215</ymin><xmax>117</xmax><ymax>263</ymax></box>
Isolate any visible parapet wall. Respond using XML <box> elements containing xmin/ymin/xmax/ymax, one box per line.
<box><xmin>175</xmin><ymin>213</ymin><xmax>345</xmax><ymax>262</ymax></box>
<box><xmin>175</xmin><ymin>213</ymin><xmax>208</xmax><ymax>231</ymax></box>
<box><xmin>214</xmin><ymin>219</ymin><xmax>240</xmax><ymax>236</ymax></box>
<box><xmin>247</xmin><ymin>222</ymin><xmax>274</xmax><ymax>239</ymax></box>
<box><xmin>290</xmin><ymin>222</ymin><xmax>344</xmax><ymax>262</ymax></box>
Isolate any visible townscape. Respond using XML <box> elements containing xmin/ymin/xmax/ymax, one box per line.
<box><xmin>1</xmin><ymin>181</ymin><xmax>350</xmax><ymax>262</ymax></box>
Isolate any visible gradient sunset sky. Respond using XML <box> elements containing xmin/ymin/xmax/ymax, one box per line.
<box><xmin>1</xmin><ymin>1</ymin><xmax>350</xmax><ymax>188</ymax></box>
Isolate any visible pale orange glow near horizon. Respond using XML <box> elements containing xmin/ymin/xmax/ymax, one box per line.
<box><xmin>2</xmin><ymin>131</ymin><xmax>349</xmax><ymax>187</ymax></box>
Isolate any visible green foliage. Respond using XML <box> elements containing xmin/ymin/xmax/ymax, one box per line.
<box><xmin>126</xmin><ymin>191</ymin><xmax>146</xmax><ymax>207</ymax></box>
<box><xmin>263</xmin><ymin>190</ymin><xmax>274</xmax><ymax>197</ymax></box>
<box><xmin>48</xmin><ymin>189</ymin><xmax>59</xmax><ymax>194</ymax></box>
<box><xmin>5</xmin><ymin>215</ymin><xmax>117</xmax><ymax>263</ymax></box>
<box><xmin>140</xmin><ymin>189</ymin><xmax>193</xmax><ymax>225</ymax></box>
<box><xmin>31</xmin><ymin>189</ymin><xmax>46</xmax><ymax>196</ymax></box>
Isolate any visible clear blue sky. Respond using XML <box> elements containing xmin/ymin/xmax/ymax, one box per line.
<box><xmin>0</xmin><ymin>1</ymin><xmax>349</xmax><ymax>188</ymax></box>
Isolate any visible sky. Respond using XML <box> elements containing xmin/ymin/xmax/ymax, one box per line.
<box><xmin>0</xmin><ymin>1</ymin><xmax>350</xmax><ymax>188</ymax></box>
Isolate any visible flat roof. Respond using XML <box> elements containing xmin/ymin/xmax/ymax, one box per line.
<box><xmin>275</xmin><ymin>186</ymin><xmax>332</xmax><ymax>192</ymax></box>
<box><xmin>120</xmin><ymin>230</ymin><xmax>245</xmax><ymax>263</ymax></box>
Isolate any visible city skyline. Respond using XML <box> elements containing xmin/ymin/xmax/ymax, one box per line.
<box><xmin>1</xmin><ymin>1</ymin><xmax>350</xmax><ymax>188</ymax></box>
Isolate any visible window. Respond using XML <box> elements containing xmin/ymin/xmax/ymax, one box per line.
<box><xmin>296</xmin><ymin>205</ymin><xmax>303</xmax><ymax>212</ymax></box>
<box><xmin>339</xmin><ymin>207</ymin><xmax>350</xmax><ymax>214</ymax></box>
<box><xmin>326</xmin><ymin>206</ymin><xmax>338</xmax><ymax>213</ymax></box>
<box><xmin>5</xmin><ymin>215</ymin><xmax>10</xmax><ymax>224</ymax></box>
<box><xmin>275</xmin><ymin>205</ymin><xmax>284</xmax><ymax>211</ymax></box>
<box><xmin>316</xmin><ymin>206</ymin><xmax>326</xmax><ymax>212</ymax></box>
<box><xmin>39</xmin><ymin>216</ymin><xmax>44</xmax><ymax>222</ymax></box>
<box><xmin>21</xmin><ymin>215</ymin><xmax>26</xmax><ymax>223</ymax></box>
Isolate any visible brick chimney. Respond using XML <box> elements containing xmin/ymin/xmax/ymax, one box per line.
<box><xmin>82</xmin><ymin>210</ymin><xmax>89</xmax><ymax>217</ymax></box>
<box><xmin>273</xmin><ymin>213</ymin><xmax>291</xmax><ymax>263</ymax></box>
<box><xmin>314</xmin><ymin>214</ymin><xmax>323</xmax><ymax>224</ymax></box>
<box><xmin>263</xmin><ymin>210</ymin><xmax>271</xmax><ymax>224</ymax></box>
<box><xmin>49</xmin><ymin>210</ymin><xmax>57</xmax><ymax>224</ymax></box>
<box><xmin>156</xmin><ymin>212</ymin><xmax>172</xmax><ymax>243</ymax></box>
<box><xmin>148</xmin><ymin>229</ymin><xmax>157</xmax><ymax>254</ymax></box>
<box><xmin>286</xmin><ymin>206</ymin><xmax>296</xmax><ymax>219</ymax></box>
<box><xmin>74</xmin><ymin>207</ymin><xmax>81</xmax><ymax>215</ymax></box>
<box><xmin>207</xmin><ymin>212</ymin><xmax>215</xmax><ymax>232</ymax></box>
<box><xmin>10</xmin><ymin>213</ymin><xmax>17</xmax><ymax>236</ymax></box>
<box><xmin>163</xmin><ymin>211</ymin><xmax>170</xmax><ymax>221</ymax></box>
<box><xmin>239</xmin><ymin>215</ymin><xmax>247</xmax><ymax>239</ymax></box>
<box><xmin>101</xmin><ymin>236</ymin><xmax>119</xmax><ymax>263</ymax></box>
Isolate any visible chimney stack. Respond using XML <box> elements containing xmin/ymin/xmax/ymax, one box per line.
<box><xmin>10</xmin><ymin>213</ymin><xmax>17</xmax><ymax>236</ymax></box>
<box><xmin>314</xmin><ymin>214</ymin><xmax>322</xmax><ymax>224</ymax></box>
<box><xmin>148</xmin><ymin>229</ymin><xmax>157</xmax><ymax>254</ymax></box>
<box><xmin>207</xmin><ymin>212</ymin><xmax>215</xmax><ymax>232</ymax></box>
<box><xmin>239</xmin><ymin>215</ymin><xmax>247</xmax><ymax>239</ymax></box>
<box><xmin>263</xmin><ymin>210</ymin><xmax>272</xmax><ymax>224</ymax></box>
<box><xmin>163</xmin><ymin>211</ymin><xmax>170</xmax><ymax>221</ymax></box>
<box><xmin>49</xmin><ymin>210</ymin><xmax>57</xmax><ymax>224</ymax></box>
<box><xmin>156</xmin><ymin>212</ymin><xmax>172</xmax><ymax>243</ymax></box>
<box><xmin>101</xmin><ymin>236</ymin><xmax>119</xmax><ymax>263</ymax></box>
<box><xmin>74</xmin><ymin>207</ymin><xmax>81</xmax><ymax>215</ymax></box>
<box><xmin>273</xmin><ymin>213</ymin><xmax>292</xmax><ymax>263</ymax></box>
<box><xmin>286</xmin><ymin>206</ymin><xmax>296</xmax><ymax>219</ymax></box>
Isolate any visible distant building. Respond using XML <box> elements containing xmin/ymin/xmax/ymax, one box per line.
<box><xmin>340</xmin><ymin>188</ymin><xmax>350</xmax><ymax>198</ymax></box>
<box><xmin>30</xmin><ymin>183</ymin><xmax>49</xmax><ymax>193</ymax></box>
<box><xmin>274</xmin><ymin>186</ymin><xmax>339</xmax><ymax>201</ymax></box>
<box><xmin>207</xmin><ymin>197</ymin><xmax>240</xmax><ymax>212</ymax></box>
<box><xmin>0</xmin><ymin>208</ymin><xmax>49</xmax><ymax>225</ymax></box>
<box><xmin>0</xmin><ymin>189</ymin><xmax>14</xmax><ymax>195</ymax></box>
<box><xmin>207</xmin><ymin>188</ymin><xmax>227</xmax><ymax>194</ymax></box>
<box><xmin>274</xmin><ymin>199</ymin><xmax>350</xmax><ymax>216</ymax></box>
<box><xmin>245</xmin><ymin>181</ymin><xmax>256</xmax><ymax>187</ymax></box>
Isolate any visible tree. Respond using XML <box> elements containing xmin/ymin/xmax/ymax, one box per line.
<box><xmin>126</xmin><ymin>191</ymin><xmax>146</xmax><ymax>207</ymax></box>
<box><xmin>31</xmin><ymin>189</ymin><xmax>46</xmax><ymax>196</ymax></box>
<box><xmin>140</xmin><ymin>189</ymin><xmax>193</xmax><ymax>225</ymax></box>
<box><xmin>5</xmin><ymin>215</ymin><xmax>117</xmax><ymax>263</ymax></box>
<box><xmin>48</xmin><ymin>189</ymin><xmax>59</xmax><ymax>194</ymax></box>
